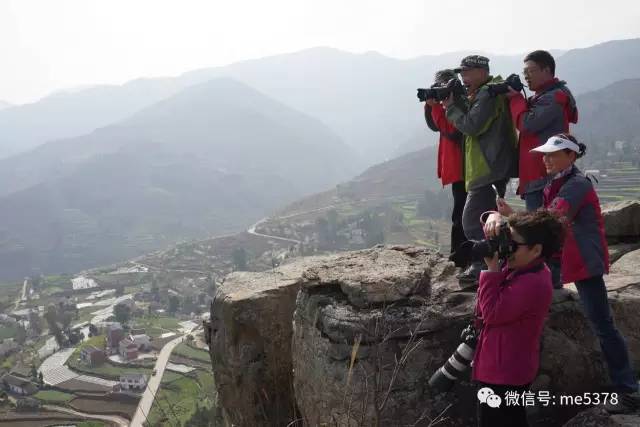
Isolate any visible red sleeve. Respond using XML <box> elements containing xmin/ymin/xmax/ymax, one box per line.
<box><xmin>431</xmin><ymin>103</ymin><xmax>457</xmax><ymax>134</ymax></box>
<box><xmin>477</xmin><ymin>270</ymin><xmax>546</xmax><ymax>326</ymax></box>
<box><xmin>508</xmin><ymin>94</ymin><xmax>527</xmax><ymax>131</ymax></box>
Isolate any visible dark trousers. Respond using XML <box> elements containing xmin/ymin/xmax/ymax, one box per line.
<box><xmin>462</xmin><ymin>179</ymin><xmax>508</xmax><ymax>242</ymax></box>
<box><xmin>450</xmin><ymin>181</ymin><xmax>468</xmax><ymax>265</ymax></box>
<box><xmin>575</xmin><ymin>275</ymin><xmax>639</xmax><ymax>393</ymax></box>
<box><xmin>477</xmin><ymin>382</ymin><xmax>530</xmax><ymax>427</ymax></box>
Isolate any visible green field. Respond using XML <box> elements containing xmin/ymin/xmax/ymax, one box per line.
<box><xmin>68</xmin><ymin>357</ymin><xmax>154</xmax><ymax>379</ymax></box>
<box><xmin>173</xmin><ymin>343</ymin><xmax>210</xmax><ymax>363</ymax></box>
<box><xmin>135</xmin><ymin>315</ymin><xmax>181</xmax><ymax>331</ymax></box>
<box><xmin>0</xmin><ymin>325</ymin><xmax>18</xmax><ymax>340</ymax></box>
<box><xmin>76</xmin><ymin>422</ymin><xmax>107</xmax><ymax>427</ymax></box>
<box><xmin>34</xmin><ymin>389</ymin><xmax>74</xmax><ymax>403</ymax></box>
<box><xmin>146</xmin><ymin>370</ymin><xmax>216</xmax><ymax>427</ymax></box>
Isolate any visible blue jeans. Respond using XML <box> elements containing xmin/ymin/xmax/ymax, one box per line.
<box><xmin>575</xmin><ymin>275</ymin><xmax>639</xmax><ymax>393</ymax></box>
<box><xmin>524</xmin><ymin>189</ymin><xmax>544</xmax><ymax>211</ymax></box>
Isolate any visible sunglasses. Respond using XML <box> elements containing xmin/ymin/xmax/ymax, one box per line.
<box><xmin>509</xmin><ymin>239</ymin><xmax>530</xmax><ymax>253</ymax></box>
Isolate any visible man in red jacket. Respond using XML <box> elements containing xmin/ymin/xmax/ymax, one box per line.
<box><xmin>506</xmin><ymin>50</ymin><xmax>578</xmax><ymax>211</ymax></box>
<box><xmin>423</xmin><ymin>69</ymin><xmax>467</xmax><ymax>266</ymax></box>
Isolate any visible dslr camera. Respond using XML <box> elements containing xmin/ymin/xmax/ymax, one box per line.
<box><xmin>486</xmin><ymin>73</ymin><xmax>524</xmax><ymax>97</ymax></box>
<box><xmin>417</xmin><ymin>78</ymin><xmax>466</xmax><ymax>102</ymax></box>
<box><xmin>455</xmin><ymin>221</ymin><xmax>513</xmax><ymax>262</ymax></box>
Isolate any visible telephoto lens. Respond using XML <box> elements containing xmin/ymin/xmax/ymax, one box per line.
<box><xmin>428</xmin><ymin>324</ymin><xmax>477</xmax><ymax>392</ymax></box>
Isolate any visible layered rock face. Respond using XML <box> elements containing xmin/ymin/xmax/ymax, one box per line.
<box><xmin>206</xmin><ymin>201</ymin><xmax>640</xmax><ymax>426</ymax></box>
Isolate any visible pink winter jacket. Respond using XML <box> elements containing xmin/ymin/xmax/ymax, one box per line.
<box><xmin>472</xmin><ymin>259</ymin><xmax>553</xmax><ymax>386</ymax></box>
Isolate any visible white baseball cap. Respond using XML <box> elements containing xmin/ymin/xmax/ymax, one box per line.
<box><xmin>531</xmin><ymin>135</ymin><xmax>581</xmax><ymax>153</ymax></box>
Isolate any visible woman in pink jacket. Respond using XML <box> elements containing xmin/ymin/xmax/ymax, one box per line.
<box><xmin>473</xmin><ymin>210</ymin><xmax>564</xmax><ymax>426</ymax></box>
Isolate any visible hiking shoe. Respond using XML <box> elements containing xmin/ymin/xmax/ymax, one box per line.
<box><xmin>603</xmin><ymin>391</ymin><xmax>640</xmax><ymax>414</ymax></box>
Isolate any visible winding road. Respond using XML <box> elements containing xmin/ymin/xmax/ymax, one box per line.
<box><xmin>247</xmin><ymin>217</ymin><xmax>301</xmax><ymax>244</ymax></box>
<box><xmin>130</xmin><ymin>325</ymin><xmax>198</xmax><ymax>427</ymax></box>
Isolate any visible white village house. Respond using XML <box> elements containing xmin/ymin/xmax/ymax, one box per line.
<box><xmin>119</xmin><ymin>373</ymin><xmax>147</xmax><ymax>392</ymax></box>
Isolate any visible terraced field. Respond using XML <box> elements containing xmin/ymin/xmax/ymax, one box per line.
<box><xmin>590</xmin><ymin>163</ymin><xmax>640</xmax><ymax>203</ymax></box>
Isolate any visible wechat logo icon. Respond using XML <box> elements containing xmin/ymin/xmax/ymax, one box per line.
<box><xmin>477</xmin><ymin>387</ymin><xmax>502</xmax><ymax>408</ymax></box>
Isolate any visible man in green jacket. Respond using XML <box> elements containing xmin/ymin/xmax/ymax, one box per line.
<box><xmin>444</xmin><ymin>55</ymin><xmax>518</xmax><ymax>281</ymax></box>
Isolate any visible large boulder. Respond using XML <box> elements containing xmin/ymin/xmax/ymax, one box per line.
<box><xmin>292</xmin><ymin>246</ymin><xmax>640</xmax><ymax>427</ymax></box>
<box><xmin>206</xmin><ymin>256</ymin><xmax>336</xmax><ymax>426</ymax></box>
<box><xmin>207</xmin><ymin>245</ymin><xmax>640</xmax><ymax>426</ymax></box>
<box><xmin>602</xmin><ymin>200</ymin><xmax>640</xmax><ymax>243</ymax></box>
<box><xmin>562</xmin><ymin>407</ymin><xmax>640</xmax><ymax>426</ymax></box>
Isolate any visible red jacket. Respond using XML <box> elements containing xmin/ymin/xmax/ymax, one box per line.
<box><xmin>543</xmin><ymin>166</ymin><xmax>610</xmax><ymax>284</ymax></box>
<box><xmin>508</xmin><ymin>79</ymin><xmax>578</xmax><ymax>194</ymax></box>
<box><xmin>472</xmin><ymin>259</ymin><xmax>552</xmax><ymax>386</ymax></box>
<box><xmin>425</xmin><ymin>103</ymin><xmax>463</xmax><ymax>186</ymax></box>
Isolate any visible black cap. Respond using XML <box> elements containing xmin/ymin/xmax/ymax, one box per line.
<box><xmin>453</xmin><ymin>55</ymin><xmax>490</xmax><ymax>73</ymax></box>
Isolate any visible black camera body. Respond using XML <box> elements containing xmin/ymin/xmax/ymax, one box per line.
<box><xmin>452</xmin><ymin>222</ymin><xmax>512</xmax><ymax>264</ymax></box>
<box><xmin>471</xmin><ymin>221</ymin><xmax>512</xmax><ymax>260</ymax></box>
<box><xmin>486</xmin><ymin>73</ymin><xmax>524</xmax><ymax>97</ymax></box>
<box><xmin>417</xmin><ymin>78</ymin><xmax>466</xmax><ymax>102</ymax></box>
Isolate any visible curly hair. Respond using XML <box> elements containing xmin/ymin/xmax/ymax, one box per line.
<box><xmin>507</xmin><ymin>210</ymin><xmax>565</xmax><ymax>258</ymax></box>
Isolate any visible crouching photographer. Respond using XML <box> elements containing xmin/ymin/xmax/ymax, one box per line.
<box><xmin>472</xmin><ymin>210</ymin><xmax>562</xmax><ymax>426</ymax></box>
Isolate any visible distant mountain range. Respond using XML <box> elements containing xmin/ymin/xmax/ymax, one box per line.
<box><xmin>0</xmin><ymin>78</ymin><xmax>356</xmax><ymax>280</ymax></box>
<box><xmin>2</xmin><ymin>38</ymin><xmax>640</xmax><ymax>164</ymax></box>
<box><xmin>1</xmin><ymin>39</ymin><xmax>640</xmax><ymax>280</ymax></box>
<box><xmin>574</xmin><ymin>78</ymin><xmax>640</xmax><ymax>145</ymax></box>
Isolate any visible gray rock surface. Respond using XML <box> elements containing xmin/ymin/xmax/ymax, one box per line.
<box><xmin>206</xmin><ymin>257</ymin><xmax>335</xmax><ymax>426</ymax></box>
<box><xmin>207</xmin><ymin>245</ymin><xmax>640</xmax><ymax>426</ymax></box>
<box><xmin>602</xmin><ymin>200</ymin><xmax>640</xmax><ymax>243</ymax></box>
<box><xmin>562</xmin><ymin>407</ymin><xmax>640</xmax><ymax>426</ymax></box>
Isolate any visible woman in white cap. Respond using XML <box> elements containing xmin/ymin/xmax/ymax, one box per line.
<box><xmin>484</xmin><ymin>133</ymin><xmax>639</xmax><ymax>413</ymax></box>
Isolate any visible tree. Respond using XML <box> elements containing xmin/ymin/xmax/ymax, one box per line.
<box><xmin>68</xmin><ymin>330</ymin><xmax>84</xmax><ymax>345</ymax></box>
<box><xmin>232</xmin><ymin>247</ymin><xmax>248</xmax><ymax>271</ymax></box>
<box><xmin>88</xmin><ymin>323</ymin><xmax>98</xmax><ymax>337</ymax></box>
<box><xmin>44</xmin><ymin>305</ymin><xmax>64</xmax><ymax>347</ymax></box>
<box><xmin>113</xmin><ymin>303</ymin><xmax>132</xmax><ymax>325</ymax></box>
<box><xmin>28</xmin><ymin>310</ymin><xmax>42</xmax><ymax>336</ymax></box>
<box><xmin>60</xmin><ymin>311</ymin><xmax>73</xmax><ymax>331</ymax></box>
<box><xmin>37</xmin><ymin>371</ymin><xmax>44</xmax><ymax>385</ymax></box>
<box><xmin>181</xmin><ymin>296</ymin><xmax>197</xmax><ymax>315</ymax></box>
<box><xmin>316</xmin><ymin>217</ymin><xmax>331</xmax><ymax>246</ymax></box>
<box><xmin>15</xmin><ymin>324</ymin><xmax>27</xmax><ymax>345</ymax></box>
<box><xmin>168</xmin><ymin>296</ymin><xmax>180</xmax><ymax>315</ymax></box>
<box><xmin>185</xmin><ymin>403</ymin><xmax>217</xmax><ymax>427</ymax></box>
<box><xmin>150</xmin><ymin>277</ymin><xmax>160</xmax><ymax>302</ymax></box>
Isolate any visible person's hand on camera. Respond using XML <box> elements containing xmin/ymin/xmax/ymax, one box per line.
<box><xmin>496</xmin><ymin>198</ymin><xmax>513</xmax><ymax>216</ymax></box>
<box><xmin>484</xmin><ymin>252</ymin><xmax>500</xmax><ymax>272</ymax></box>
<box><xmin>443</xmin><ymin>92</ymin><xmax>454</xmax><ymax>108</ymax></box>
<box><xmin>483</xmin><ymin>213</ymin><xmax>504</xmax><ymax>238</ymax></box>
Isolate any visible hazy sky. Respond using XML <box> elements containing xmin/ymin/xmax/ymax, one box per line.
<box><xmin>2</xmin><ymin>0</ymin><xmax>640</xmax><ymax>104</ymax></box>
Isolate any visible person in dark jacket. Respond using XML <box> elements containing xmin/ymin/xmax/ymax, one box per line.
<box><xmin>486</xmin><ymin>134</ymin><xmax>640</xmax><ymax>413</ymax></box>
<box><xmin>474</xmin><ymin>209</ymin><xmax>562</xmax><ymax>426</ymax></box>
<box><xmin>444</xmin><ymin>55</ymin><xmax>518</xmax><ymax>281</ymax></box>
<box><xmin>506</xmin><ymin>50</ymin><xmax>578</xmax><ymax>211</ymax></box>
<box><xmin>423</xmin><ymin>69</ymin><xmax>467</xmax><ymax>266</ymax></box>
